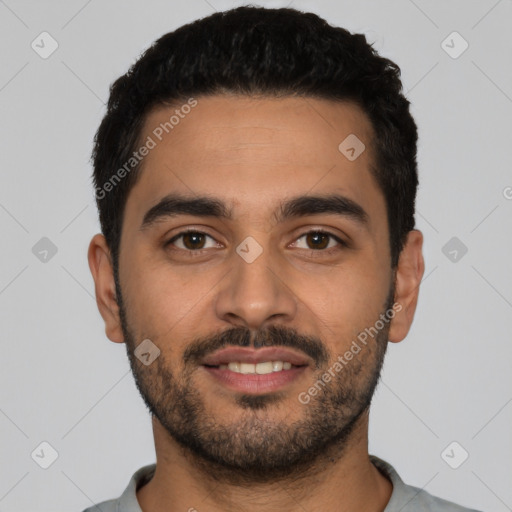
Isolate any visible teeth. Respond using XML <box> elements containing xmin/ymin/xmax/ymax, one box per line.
<box><xmin>239</xmin><ymin>363</ymin><xmax>255</xmax><ymax>374</ymax></box>
<box><xmin>218</xmin><ymin>361</ymin><xmax>296</xmax><ymax>374</ymax></box>
<box><xmin>272</xmin><ymin>361</ymin><xmax>283</xmax><ymax>371</ymax></box>
<box><xmin>228</xmin><ymin>362</ymin><xmax>240</xmax><ymax>372</ymax></box>
<box><xmin>255</xmin><ymin>361</ymin><xmax>273</xmax><ymax>374</ymax></box>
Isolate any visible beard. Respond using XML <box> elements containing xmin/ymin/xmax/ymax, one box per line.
<box><xmin>116</xmin><ymin>276</ymin><xmax>394</xmax><ymax>484</ymax></box>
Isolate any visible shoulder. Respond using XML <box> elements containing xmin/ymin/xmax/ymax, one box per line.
<box><xmin>370</xmin><ymin>455</ymin><xmax>483</xmax><ymax>512</ymax></box>
<box><xmin>399</xmin><ymin>484</ymin><xmax>482</xmax><ymax>512</ymax></box>
<box><xmin>82</xmin><ymin>498</ymin><xmax>117</xmax><ymax>512</ymax></box>
<box><xmin>80</xmin><ymin>463</ymin><xmax>156</xmax><ymax>512</ymax></box>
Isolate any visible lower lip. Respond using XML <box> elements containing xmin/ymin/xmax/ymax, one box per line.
<box><xmin>202</xmin><ymin>365</ymin><xmax>307</xmax><ymax>394</ymax></box>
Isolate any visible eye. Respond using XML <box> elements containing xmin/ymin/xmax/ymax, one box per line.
<box><xmin>291</xmin><ymin>230</ymin><xmax>346</xmax><ymax>251</ymax></box>
<box><xmin>165</xmin><ymin>230</ymin><xmax>219</xmax><ymax>251</ymax></box>
<box><xmin>164</xmin><ymin>229</ymin><xmax>346</xmax><ymax>254</ymax></box>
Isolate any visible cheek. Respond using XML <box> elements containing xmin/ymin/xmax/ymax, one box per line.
<box><xmin>302</xmin><ymin>264</ymin><xmax>389</xmax><ymax>349</ymax></box>
<box><xmin>121</xmin><ymin>255</ymin><xmax>219</xmax><ymax>341</ymax></box>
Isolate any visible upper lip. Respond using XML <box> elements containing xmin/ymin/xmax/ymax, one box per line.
<box><xmin>201</xmin><ymin>347</ymin><xmax>311</xmax><ymax>366</ymax></box>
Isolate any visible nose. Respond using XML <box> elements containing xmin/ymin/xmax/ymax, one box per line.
<box><xmin>214</xmin><ymin>238</ymin><xmax>298</xmax><ymax>331</ymax></box>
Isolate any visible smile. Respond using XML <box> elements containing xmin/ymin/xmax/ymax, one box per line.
<box><xmin>210</xmin><ymin>360</ymin><xmax>295</xmax><ymax>374</ymax></box>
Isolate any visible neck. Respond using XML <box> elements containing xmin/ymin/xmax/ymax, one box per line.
<box><xmin>137</xmin><ymin>414</ymin><xmax>393</xmax><ymax>512</ymax></box>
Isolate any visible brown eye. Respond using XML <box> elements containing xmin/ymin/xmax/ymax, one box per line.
<box><xmin>182</xmin><ymin>232</ymin><xmax>206</xmax><ymax>250</ymax></box>
<box><xmin>166</xmin><ymin>231</ymin><xmax>216</xmax><ymax>251</ymax></box>
<box><xmin>293</xmin><ymin>230</ymin><xmax>345</xmax><ymax>251</ymax></box>
<box><xmin>306</xmin><ymin>232</ymin><xmax>329</xmax><ymax>249</ymax></box>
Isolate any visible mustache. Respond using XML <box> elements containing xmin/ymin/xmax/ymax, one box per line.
<box><xmin>183</xmin><ymin>324</ymin><xmax>329</xmax><ymax>369</ymax></box>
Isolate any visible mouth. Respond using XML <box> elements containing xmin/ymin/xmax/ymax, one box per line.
<box><xmin>205</xmin><ymin>360</ymin><xmax>300</xmax><ymax>374</ymax></box>
<box><xmin>201</xmin><ymin>347</ymin><xmax>310</xmax><ymax>394</ymax></box>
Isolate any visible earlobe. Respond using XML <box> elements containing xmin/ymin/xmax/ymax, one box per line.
<box><xmin>87</xmin><ymin>234</ymin><xmax>125</xmax><ymax>343</ymax></box>
<box><xmin>388</xmin><ymin>229</ymin><xmax>425</xmax><ymax>344</ymax></box>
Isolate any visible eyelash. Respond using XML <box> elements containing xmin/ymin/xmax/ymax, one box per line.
<box><xmin>164</xmin><ymin>229</ymin><xmax>347</xmax><ymax>255</ymax></box>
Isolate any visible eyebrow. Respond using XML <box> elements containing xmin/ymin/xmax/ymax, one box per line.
<box><xmin>140</xmin><ymin>192</ymin><xmax>370</xmax><ymax>231</ymax></box>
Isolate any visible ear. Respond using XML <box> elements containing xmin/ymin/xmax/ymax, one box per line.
<box><xmin>388</xmin><ymin>229</ymin><xmax>425</xmax><ymax>343</ymax></box>
<box><xmin>87</xmin><ymin>233</ymin><xmax>125</xmax><ymax>343</ymax></box>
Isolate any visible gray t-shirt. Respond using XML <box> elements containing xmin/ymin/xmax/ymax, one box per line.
<box><xmin>82</xmin><ymin>455</ymin><xmax>482</xmax><ymax>511</ymax></box>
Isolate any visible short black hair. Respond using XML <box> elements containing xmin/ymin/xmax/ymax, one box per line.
<box><xmin>92</xmin><ymin>5</ymin><xmax>418</xmax><ymax>271</ymax></box>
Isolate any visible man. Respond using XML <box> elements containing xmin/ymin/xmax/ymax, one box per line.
<box><xmin>86</xmin><ymin>6</ymin><xmax>480</xmax><ymax>512</ymax></box>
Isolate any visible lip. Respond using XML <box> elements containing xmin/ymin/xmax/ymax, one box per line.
<box><xmin>202</xmin><ymin>365</ymin><xmax>308</xmax><ymax>394</ymax></box>
<box><xmin>201</xmin><ymin>346</ymin><xmax>312</xmax><ymax>366</ymax></box>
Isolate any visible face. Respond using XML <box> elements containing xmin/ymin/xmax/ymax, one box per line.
<box><xmin>90</xmin><ymin>95</ymin><xmax>423</xmax><ymax>482</ymax></box>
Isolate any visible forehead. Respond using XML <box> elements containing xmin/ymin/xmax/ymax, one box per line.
<box><xmin>124</xmin><ymin>95</ymin><xmax>386</xmax><ymax>234</ymax></box>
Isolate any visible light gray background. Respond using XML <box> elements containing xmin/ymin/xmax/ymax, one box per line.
<box><xmin>1</xmin><ymin>0</ymin><xmax>511</xmax><ymax>510</ymax></box>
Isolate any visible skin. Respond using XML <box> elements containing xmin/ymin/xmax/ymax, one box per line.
<box><xmin>88</xmin><ymin>95</ymin><xmax>424</xmax><ymax>512</ymax></box>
